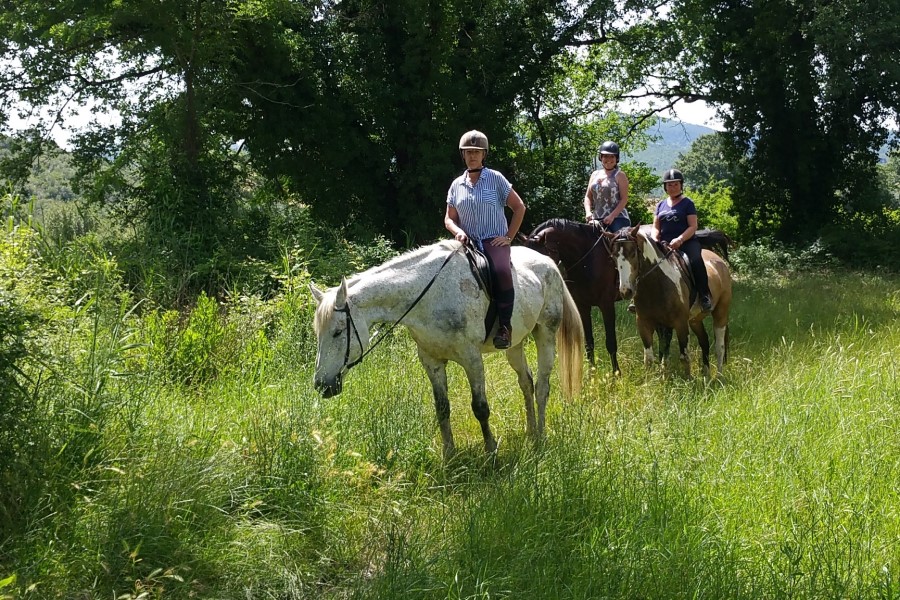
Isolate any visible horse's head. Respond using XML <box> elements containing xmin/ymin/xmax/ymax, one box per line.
<box><xmin>524</xmin><ymin>218</ymin><xmax>598</xmax><ymax>265</ymax></box>
<box><xmin>523</xmin><ymin>225</ymin><xmax>560</xmax><ymax>263</ymax></box>
<box><xmin>309</xmin><ymin>279</ymin><xmax>371</xmax><ymax>398</ymax></box>
<box><xmin>605</xmin><ymin>226</ymin><xmax>649</xmax><ymax>300</ymax></box>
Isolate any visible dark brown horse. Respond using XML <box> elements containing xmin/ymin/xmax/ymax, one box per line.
<box><xmin>524</xmin><ymin>219</ymin><xmax>622</xmax><ymax>373</ymax></box>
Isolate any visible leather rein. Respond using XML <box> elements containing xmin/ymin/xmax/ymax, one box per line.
<box><xmin>334</xmin><ymin>245</ymin><xmax>461</xmax><ymax>372</ymax></box>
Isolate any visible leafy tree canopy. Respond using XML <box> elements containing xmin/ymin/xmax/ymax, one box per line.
<box><xmin>660</xmin><ymin>0</ymin><xmax>900</xmax><ymax>242</ymax></box>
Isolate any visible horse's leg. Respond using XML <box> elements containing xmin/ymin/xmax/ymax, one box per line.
<box><xmin>599</xmin><ymin>300</ymin><xmax>620</xmax><ymax>375</ymax></box>
<box><xmin>675</xmin><ymin>322</ymin><xmax>692</xmax><ymax>378</ymax></box>
<box><xmin>530</xmin><ymin>324</ymin><xmax>556</xmax><ymax>438</ymax></box>
<box><xmin>576</xmin><ymin>300</ymin><xmax>595</xmax><ymax>366</ymax></box>
<box><xmin>636</xmin><ymin>316</ymin><xmax>657</xmax><ymax>367</ymax></box>
<box><xmin>458</xmin><ymin>351</ymin><xmax>497</xmax><ymax>454</ymax></box>
<box><xmin>711</xmin><ymin>287</ymin><xmax>732</xmax><ymax>375</ymax></box>
<box><xmin>712</xmin><ymin>314</ymin><xmax>729</xmax><ymax>374</ymax></box>
<box><xmin>417</xmin><ymin>349</ymin><xmax>455</xmax><ymax>458</ymax></box>
<box><xmin>690</xmin><ymin>318</ymin><xmax>711</xmax><ymax>378</ymax></box>
<box><xmin>505</xmin><ymin>343</ymin><xmax>536</xmax><ymax>437</ymax></box>
<box><xmin>657</xmin><ymin>326</ymin><xmax>673</xmax><ymax>364</ymax></box>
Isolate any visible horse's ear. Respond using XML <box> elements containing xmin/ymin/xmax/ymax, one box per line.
<box><xmin>310</xmin><ymin>283</ymin><xmax>325</xmax><ymax>305</ymax></box>
<box><xmin>334</xmin><ymin>278</ymin><xmax>349</xmax><ymax>310</ymax></box>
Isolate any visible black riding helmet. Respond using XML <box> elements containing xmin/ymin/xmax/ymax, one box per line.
<box><xmin>597</xmin><ymin>140</ymin><xmax>620</xmax><ymax>160</ymax></box>
<box><xmin>662</xmin><ymin>168</ymin><xmax>684</xmax><ymax>184</ymax></box>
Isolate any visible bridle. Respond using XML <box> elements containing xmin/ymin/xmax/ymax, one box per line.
<box><xmin>333</xmin><ymin>245</ymin><xmax>461</xmax><ymax>373</ymax></box>
<box><xmin>531</xmin><ymin>221</ymin><xmax>614</xmax><ymax>274</ymax></box>
<box><xmin>612</xmin><ymin>233</ymin><xmax>671</xmax><ymax>288</ymax></box>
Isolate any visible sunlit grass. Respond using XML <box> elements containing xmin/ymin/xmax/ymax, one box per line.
<box><xmin>3</xmin><ymin>270</ymin><xmax>900</xmax><ymax>598</ymax></box>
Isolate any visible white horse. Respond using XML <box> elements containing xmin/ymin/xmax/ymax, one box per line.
<box><xmin>310</xmin><ymin>240</ymin><xmax>584</xmax><ymax>458</ymax></box>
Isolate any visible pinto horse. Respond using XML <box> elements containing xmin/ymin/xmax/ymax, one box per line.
<box><xmin>606</xmin><ymin>226</ymin><xmax>733</xmax><ymax>378</ymax></box>
<box><xmin>310</xmin><ymin>240</ymin><xmax>584</xmax><ymax>458</ymax></box>
<box><xmin>524</xmin><ymin>219</ymin><xmax>621</xmax><ymax>373</ymax></box>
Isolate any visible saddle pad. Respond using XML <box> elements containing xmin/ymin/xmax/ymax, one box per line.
<box><xmin>462</xmin><ymin>243</ymin><xmax>498</xmax><ymax>342</ymax></box>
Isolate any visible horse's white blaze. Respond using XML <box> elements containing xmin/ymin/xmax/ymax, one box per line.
<box><xmin>615</xmin><ymin>250</ymin><xmax>634</xmax><ymax>296</ymax></box>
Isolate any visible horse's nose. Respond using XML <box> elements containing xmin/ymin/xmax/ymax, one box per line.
<box><xmin>314</xmin><ymin>374</ymin><xmax>343</xmax><ymax>398</ymax></box>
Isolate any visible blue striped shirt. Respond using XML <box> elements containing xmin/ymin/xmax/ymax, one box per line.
<box><xmin>446</xmin><ymin>168</ymin><xmax>513</xmax><ymax>242</ymax></box>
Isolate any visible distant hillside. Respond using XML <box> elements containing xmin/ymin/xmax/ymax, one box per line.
<box><xmin>625</xmin><ymin>119</ymin><xmax>717</xmax><ymax>175</ymax></box>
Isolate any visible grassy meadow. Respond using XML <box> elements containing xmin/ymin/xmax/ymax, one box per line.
<box><xmin>2</xmin><ymin>219</ymin><xmax>900</xmax><ymax>599</ymax></box>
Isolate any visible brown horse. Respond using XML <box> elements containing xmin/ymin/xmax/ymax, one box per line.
<box><xmin>524</xmin><ymin>219</ymin><xmax>622</xmax><ymax>373</ymax></box>
<box><xmin>606</xmin><ymin>226</ymin><xmax>732</xmax><ymax>378</ymax></box>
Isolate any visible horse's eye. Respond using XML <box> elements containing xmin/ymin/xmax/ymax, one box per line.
<box><xmin>332</xmin><ymin>328</ymin><xmax>343</xmax><ymax>339</ymax></box>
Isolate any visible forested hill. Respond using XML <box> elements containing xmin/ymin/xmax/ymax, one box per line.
<box><xmin>627</xmin><ymin>119</ymin><xmax>718</xmax><ymax>174</ymax></box>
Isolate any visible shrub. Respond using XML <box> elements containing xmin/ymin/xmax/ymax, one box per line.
<box><xmin>689</xmin><ymin>182</ymin><xmax>740</xmax><ymax>241</ymax></box>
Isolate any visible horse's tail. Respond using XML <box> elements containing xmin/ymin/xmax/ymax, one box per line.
<box><xmin>557</xmin><ymin>281</ymin><xmax>585</xmax><ymax>399</ymax></box>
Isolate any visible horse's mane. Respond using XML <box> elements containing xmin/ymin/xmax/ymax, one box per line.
<box><xmin>346</xmin><ymin>240</ymin><xmax>458</xmax><ymax>284</ymax></box>
<box><xmin>529</xmin><ymin>218</ymin><xmax>597</xmax><ymax>240</ymax></box>
<box><xmin>315</xmin><ymin>241</ymin><xmax>459</xmax><ymax>331</ymax></box>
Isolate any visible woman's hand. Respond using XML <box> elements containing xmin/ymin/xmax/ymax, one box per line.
<box><xmin>490</xmin><ymin>235</ymin><xmax>512</xmax><ymax>247</ymax></box>
<box><xmin>454</xmin><ymin>230</ymin><xmax>468</xmax><ymax>243</ymax></box>
<box><xmin>670</xmin><ymin>236</ymin><xmax>683</xmax><ymax>250</ymax></box>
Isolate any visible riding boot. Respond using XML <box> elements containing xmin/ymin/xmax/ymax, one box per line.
<box><xmin>493</xmin><ymin>287</ymin><xmax>514</xmax><ymax>349</ymax></box>
<box><xmin>685</xmin><ymin>240</ymin><xmax>711</xmax><ymax>312</ymax></box>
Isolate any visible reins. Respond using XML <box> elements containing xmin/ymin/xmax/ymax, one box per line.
<box><xmin>335</xmin><ymin>244</ymin><xmax>461</xmax><ymax>372</ymax></box>
<box><xmin>539</xmin><ymin>222</ymin><xmax>613</xmax><ymax>275</ymax></box>
<box><xmin>567</xmin><ymin>223</ymin><xmax>613</xmax><ymax>271</ymax></box>
<box><xmin>615</xmin><ymin>233</ymin><xmax>671</xmax><ymax>287</ymax></box>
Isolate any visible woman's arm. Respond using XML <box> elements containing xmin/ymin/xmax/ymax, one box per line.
<box><xmin>444</xmin><ymin>204</ymin><xmax>468</xmax><ymax>242</ymax></box>
<box><xmin>583</xmin><ymin>173</ymin><xmax>596</xmax><ymax>221</ymax></box>
<box><xmin>493</xmin><ymin>189</ymin><xmax>526</xmax><ymax>247</ymax></box>
<box><xmin>670</xmin><ymin>214</ymin><xmax>698</xmax><ymax>250</ymax></box>
<box><xmin>651</xmin><ymin>211</ymin><xmax>661</xmax><ymax>242</ymax></box>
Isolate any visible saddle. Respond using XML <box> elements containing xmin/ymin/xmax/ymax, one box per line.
<box><xmin>462</xmin><ymin>242</ymin><xmax>499</xmax><ymax>343</ymax></box>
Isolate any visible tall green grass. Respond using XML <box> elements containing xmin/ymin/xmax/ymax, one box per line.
<box><xmin>2</xmin><ymin>215</ymin><xmax>899</xmax><ymax>598</ymax></box>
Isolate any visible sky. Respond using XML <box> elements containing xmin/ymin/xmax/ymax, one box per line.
<box><xmin>667</xmin><ymin>99</ymin><xmax>724</xmax><ymax>130</ymax></box>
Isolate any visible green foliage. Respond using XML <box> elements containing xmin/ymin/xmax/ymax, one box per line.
<box><xmin>729</xmin><ymin>237</ymin><xmax>835</xmax><ymax>278</ymax></box>
<box><xmin>142</xmin><ymin>294</ymin><xmax>234</xmax><ymax>386</ymax></box>
<box><xmin>4</xmin><ymin>198</ymin><xmax>900</xmax><ymax>598</ymax></box>
<box><xmin>878</xmin><ymin>149</ymin><xmax>900</xmax><ymax>205</ymax></box>
<box><xmin>676</xmin><ymin>132</ymin><xmax>735</xmax><ymax>191</ymax></box>
<box><xmin>689</xmin><ymin>182</ymin><xmax>739</xmax><ymax>241</ymax></box>
<box><xmin>667</xmin><ymin>0</ymin><xmax>900</xmax><ymax>243</ymax></box>
<box><xmin>818</xmin><ymin>204</ymin><xmax>900</xmax><ymax>271</ymax></box>
<box><xmin>0</xmin><ymin>248</ymin><xmax>40</xmax><ymax>534</ymax></box>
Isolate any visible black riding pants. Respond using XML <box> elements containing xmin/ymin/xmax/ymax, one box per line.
<box><xmin>682</xmin><ymin>238</ymin><xmax>710</xmax><ymax>297</ymax></box>
<box><xmin>482</xmin><ymin>240</ymin><xmax>515</xmax><ymax>328</ymax></box>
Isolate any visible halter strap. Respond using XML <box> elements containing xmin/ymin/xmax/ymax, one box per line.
<box><xmin>336</xmin><ymin>245</ymin><xmax>461</xmax><ymax>372</ymax></box>
<box><xmin>613</xmin><ymin>231</ymin><xmax>671</xmax><ymax>287</ymax></box>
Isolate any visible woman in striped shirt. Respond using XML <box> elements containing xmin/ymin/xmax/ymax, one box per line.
<box><xmin>445</xmin><ymin>130</ymin><xmax>526</xmax><ymax>349</ymax></box>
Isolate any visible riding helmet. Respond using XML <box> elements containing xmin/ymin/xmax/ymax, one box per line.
<box><xmin>459</xmin><ymin>130</ymin><xmax>489</xmax><ymax>154</ymax></box>
<box><xmin>598</xmin><ymin>140</ymin><xmax>620</xmax><ymax>159</ymax></box>
<box><xmin>662</xmin><ymin>168</ymin><xmax>684</xmax><ymax>184</ymax></box>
